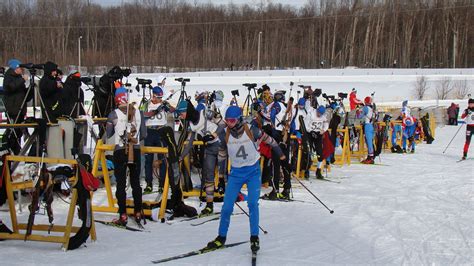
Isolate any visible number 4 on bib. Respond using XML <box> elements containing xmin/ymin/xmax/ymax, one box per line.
<box><xmin>236</xmin><ymin>145</ymin><xmax>249</xmax><ymax>160</ymax></box>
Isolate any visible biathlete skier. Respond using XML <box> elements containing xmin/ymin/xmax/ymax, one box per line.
<box><xmin>206</xmin><ymin>106</ymin><xmax>285</xmax><ymax>253</ymax></box>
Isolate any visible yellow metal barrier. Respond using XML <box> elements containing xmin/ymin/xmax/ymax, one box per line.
<box><xmin>0</xmin><ymin>155</ymin><xmax>97</xmax><ymax>250</ymax></box>
<box><xmin>91</xmin><ymin>140</ymin><xmax>170</xmax><ymax>221</ymax></box>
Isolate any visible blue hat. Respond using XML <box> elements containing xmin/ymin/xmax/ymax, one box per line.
<box><xmin>317</xmin><ymin>105</ymin><xmax>326</xmax><ymax>114</ymax></box>
<box><xmin>176</xmin><ymin>100</ymin><xmax>188</xmax><ymax>114</ymax></box>
<box><xmin>402</xmin><ymin>100</ymin><xmax>408</xmax><ymax>107</ymax></box>
<box><xmin>152</xmin><ymin>86</ymin><xmax>164</xmax><ymax>97</ymax></box>
<box><xmin>115</xmin><ymin>86</ymin><xmax>127</xmax><ymax>96</ymax></box>
<box><xmin>8</xmin><ymin>59</ymin><xmax>21</xmax><ymax>70</ymax></box>
<box><xmin>297</xmin><ymin>98</ymin><xmax>306</xmax><ymax>106</ymax></box>
<box><xmin>225</xmin><ymin>105</ymin><xmax>243</xmax><ymax>120</ymax></box>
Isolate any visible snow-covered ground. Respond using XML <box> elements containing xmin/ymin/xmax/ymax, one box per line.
<box><xmin>1</xmin><ymin>124</ymin><xmax>473</xmax><ymax>265</ymax></box>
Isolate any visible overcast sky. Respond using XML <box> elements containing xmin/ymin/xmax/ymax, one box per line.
<box><xmin>91</xmin><ymin>0</ymin><xmax>309</xmax><ymax>8</ymax></box>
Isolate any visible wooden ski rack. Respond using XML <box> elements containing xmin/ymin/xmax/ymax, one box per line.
<box><xmin>0</xmin><ymin>155</ymin><xmax>97</xmax><ymax>250</ymax></box>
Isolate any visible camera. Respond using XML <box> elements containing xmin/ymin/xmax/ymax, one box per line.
<box><xmin>242</xmin><ymin>83</ymin><xmax>257</xmax><ymax>89</ymax></box>
<box><xmin>231</xmin><ymin>90</ymin><xmax>240</xmax><ymax>97</ymax></box>
<box><xmin>108</xmin><ymin>66</ymin><xmax>131</xmax><ymax>80</ymax></box>
<box><xmin>19</xmin><ymin>63</ymin><xmax>44</xmax><ymax>70</ymax></box>
<box><xmin>175</xmin><ymin>77</ymin><xmax>190</xmax><ymax>83</ymax></box>
<box><xmin>80</xmin><ymin>77</ymin><xmax>92</xmax><ymax>84</ymax></box>
<box><xmin>322</xmin><ymin>93</ymin><xmax>335</xmax><ymax>101</ymax></box>
<box><xmin>313</xmin><ymin>88</ymin><xmax>322</xmax><ymax>97</ymax></box>
<box><xmin>338</xmin><ymin>92</ymin><xmax>348</xmax><ymax>99</ymax></box>
<box><xmin>136</xmin><ymin>78</ymin><xmax>152</xmax><ymax>85</ymax></box>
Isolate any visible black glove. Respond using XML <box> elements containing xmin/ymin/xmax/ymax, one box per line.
<box><xmin>310</xmin><ymin>131</ymin><xmax>320</xmax><ymax>139</ymax></box>
<box><xmin>202</xmin><ymin>134</ymin><xmax>215</xmax><ymax>144</ymax></box>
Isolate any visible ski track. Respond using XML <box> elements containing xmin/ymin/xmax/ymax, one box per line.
<box><xmin>1</xmin><ymin>126</ymin><xmax>474</xmax><ymax>265</ymax></box>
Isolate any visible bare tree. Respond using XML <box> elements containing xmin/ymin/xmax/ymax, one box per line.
<box><xmin>452</xmin><ymin>79</ymin><xmax>471</xmax><ymax>99</ymax></box>
<box><xmin>435</xmin><ymin>77</ymin><xmax>453</xmax><ymax>100</ymax></box>
<box><xmin>413</xmin><ymin>75</ymin><xmax>429</xmax><ymax>100</ymax></box>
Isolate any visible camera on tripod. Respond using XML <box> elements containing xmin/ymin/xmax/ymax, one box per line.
<box><xmin>108</xmin><ymin>66</ymin><xmax>131</xmax><ymax>81</ymax></box>
<box><xmin>137</xmin><ymin>78</ymin><xmax>152</xmax><ymax>85</ymax></box>
<box><xmin>242</xmin><ymin>83</ymin><xmax>257</xmax><ymax>90</ymax></box>
<box><xmin>175</xmin><ymin>77</ymin><xmax>190</xmax><ymax>84</ymax></box>
<box><xmin>313</xmin><ymin>88</ymin><xmax>322</xmax><ymax>97</ymax></box>
<box><xmin>338</xmin><ymin>92</ymin><xmax>348</xmax><ymax>99</ymax></box>
<box><xmin>19</xmin><ymin>63</ymin><xmax>44</xmax><ymax>75</ymax></box>
<box><xmin>135</xmin><ymin>78</ymin><xmax>152</xmax><ymax>92</ymax></box>
<box><xmin>322</xmin><ymin>93</ymin><xmax>335</xmax><ymax>101</ymax></box>
<box><xmin>231</xmin><ymin>90</ymin><xmax>240</xmax><ymax>97</ymax></box>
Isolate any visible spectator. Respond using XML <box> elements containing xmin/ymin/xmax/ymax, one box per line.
<box><xmin>447</xmin><ymin>102</ymin><xmax>457</xmax><ymax>125</ymax></box>
<box><xmin>61</xmin><ymin>70</ymin><xmax>85</xmax><ymax>118</ymax></box>
<box><xmin>2</xmin><ymin>59</ymin><xmax>32</xmax><ymax>154</ymax></box>
<box><xmin>39</xmin><ymin>61</ymin><xmax>63</xmax><ymax>123</ymax></box>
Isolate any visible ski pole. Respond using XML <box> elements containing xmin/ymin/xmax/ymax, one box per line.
<box><xmin>291</xmin><ymin>173</ymin><xmax>334</xmax><ymax>214</ymax></box>
<box><xmin>442</xmin><ymin>123</ymin><xmax>465</xmax><ymax>154</ymax></box>
<box><xmin>234</xmin><ymin>202</ymin><xmax>268</xmax><ymax>234</ymax></box>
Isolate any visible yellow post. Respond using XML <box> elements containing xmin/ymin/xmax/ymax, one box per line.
<box><xmin>62</xmin><ymin>188</ymin><xmax>78</xmax><ymax>250</ymax></box>
<box><xmin>158</xmin><ymin>167</ymin><xmax>170</xmax><ymax>222</ymax></box>
<box><xmin>4</xmin><ymin>158</ymin><xmax>18</xmax><ymax>233</ymax></box>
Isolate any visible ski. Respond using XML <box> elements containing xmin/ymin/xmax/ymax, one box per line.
<box><xmin>457</xmin><ymin>158</ymin><xmax>470</xmax><ymax>163</ymax></box>
<box><xmin>166</xmin><ymin>212</ymin><xmax>221</xmax><ymax>225</ymax></box>
<box><xmin>151</xmin><ymin>241</ymin><xmax>249</xmax><ymax>264</ymax></box>
<box><xmin>191</xmin><ymin>212</ymin><xmax>244</xmax><ymax>226</ymax></box>
<box><xmin>94</xmin><ymin>219</ymin><xmax>148</xmax><ymax>232</ymax></box>
<box><xmin>316</xmin><ymin>178</ymin><xmax>341</xmax><ymax>184</ymax></box>
<box><xmin>252</xmin><ymin>251</ymin><xmax>257</xmax><ymax>266</ymax></box>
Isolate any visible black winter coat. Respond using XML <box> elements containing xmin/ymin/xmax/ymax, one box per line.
<box><xmin>61</xmin><ymin>76</ymin><xmax>85</xmax><ymax>117</ymax></box>
<box><xmin>39</xmin><ymin>62</ymin><xmax>61</xmax><ymax>122</ymax></box>
<box><xmin>2</xmin><ymin>68</ymin><xmax>32</xmax><ymax>120</ymax></box>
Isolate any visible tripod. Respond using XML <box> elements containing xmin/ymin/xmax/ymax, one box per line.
<box><xmin>242</xmin><ymin>83</ymin><xmax>258</xmax><ymax>117</ymax></box>
<box><xmin>176</xmin><ymin>77</ymin><xmax>190</xmax><ymax>104</ymax></box>
<box><xmin>138</xmin><ymin>82</ymin><xmax>152</xmax><ymax>112</ymax></box>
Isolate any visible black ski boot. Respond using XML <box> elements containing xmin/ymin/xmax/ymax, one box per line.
<box><xmin>280</xmin><ymin>189</ymin><xmax>290</xmax><ymax>200</ymax></box>
<box><xmin>315</xmin><ymin>168</ymin><xmax>324</xmax><ymax>179</ymax></box>
<box><xmin>462</xmin><ymin>152</ymin><xmax>467</xmax><ymax>160</ymax></box>
<box><xmin>200</xmin><ymin>202</ymin><xmax>214</xmax><ymax>217</ymax></box>
<box><xmin>250</xmin><ymin>236</ymin><xmax>260</xmax><ymax>252</ymax></box>
<box><xmin>206</xmin><ymin>236</ymin><xmax>226</xmax><ymax>250</ymax></box>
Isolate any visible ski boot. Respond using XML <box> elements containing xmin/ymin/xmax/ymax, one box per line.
<box><xmin>144</xmin><ymin>184</ymin><xmax>153</xmax><ymax>194</ymax></box>
<box><xmin>410</xmin><ymin>149</ymin><xmax>415</xmax><ymax>154</ymax></box>
<box><xmin>200</xmin><ymin>202</ymin><xmax>214</xmax><ymax>217</ymax></box>
<box><xmin>217</xmin><ymin>178</ymin><xmax>226</xmax><ymax>195</ymax></box>
<box><xmin>112</xmin><ymin>213</ymin><xmax>128</xmax><ymax>226</ymax></box>
<box><xmin>462</xmin><ymin>152</ymin><xmax>467</xmax><ymax>160</ymax></box>
<box><xmin>315</xmin><ymin>168</ymin><xmax>324</xmax><ymax>179</ymax></box>
<box><xmin>261</xmin><ymin>190</ymin><xmax>278</xmax><ymax>200</ymax></box>
<box><xmin>279</xmin><ymin>189</ymin><xmax>291</xmax><ymax>200</ymax></box>
<box><xmin>206</xmin><ymin>236</ymin><xmax>226</xmax><ymax>251</ymax></box>
<box><xmin>250</xmin><ymin>236</ymin><xmax>260</xmax><ymax>252</ymax></box>
<box><xmin>361</xmin><ymin>156</ymin><xmax>374</xmax><ymax>164</ymax></box>
<box><xmin>402</xmin><ymin>148</ymin><xmax>407</xmax><ymax>153</ymax></box>
<box><xmin>304</xmin><ymin>170</ymin><xmax>310</xmax><ymax>180</ymax></box>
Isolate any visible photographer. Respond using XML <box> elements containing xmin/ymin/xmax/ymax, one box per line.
<box><xmin>2</xmin><ymin>59</ymin><xmax>32</xmax><ymax>154</ymax></box>
<box><xmin>61</xmin><ymin>70</ymin><xmax>85</xmax><ymax>118</ymax></box>
<box><xmin>94</xmin><ymin>66</ymin><xmax>131</xmax><ymax>119</ymax></box>
<box><xmin>39</xmin><ymin>61</ymin><xmax>62</xmax><ymax>123</ymax></box>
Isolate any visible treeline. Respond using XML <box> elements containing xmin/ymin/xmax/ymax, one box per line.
<box><xmin>0</xmin><ymin>0</ymin><xmax>472</xmax><ymax>71</ymax></box>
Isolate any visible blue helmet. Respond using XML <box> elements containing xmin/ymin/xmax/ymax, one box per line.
<box><xmin>297</xmin><ymin>97</ymin><xmax>306</xmax><ymax>106</ymax></box>
<box><xmin>225</xmin><ymin>105</ymin><xmax>243</xmax><ymax>120</ymax></box>
<box><xmin>176</xmin><ymin>100</ymin><xmax>188</xmax><ymax>114</ymax></box>
<box><xmin>317</xmin><ymin>105</ymin><xmax>326</xmax><ymax>114</ymax></box>
<box><xmin>152</xmin><ymin>86</ymin><xmax>164</xmax><ymax>97</ymax></box>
